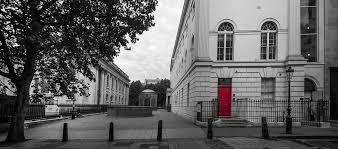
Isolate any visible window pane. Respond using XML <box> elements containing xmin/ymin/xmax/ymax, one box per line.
<box><xmin>301</xmin><ymin>34</ymin><xmax>317</xmax><ymax>62</ymax></box>
<box><xmin>261</xmin><ymin>33</ymin><xmax>267</xmax><ymax>46</ymax></box>
<box><xmin>261</xmin><ymin>47</ymin><xmax>267</xmax><ymax>60</ymax></box>
<box><xmin>269</xmin><ymin>47</ymin><xmax>275</xmax><ymax>60</ymax></box>
<box><xmin>301</xmin><ymin>7</ymin><xmax>317</xmax><ymax>34</ymax></box>
<box><xmin>226</xmin><ymin>34</ymin><xmax>232</xmax><ymax>47</ymax></box>
<box><xmin>226</xmin><ymin>48</ymin><xmax>232</xmax><ymax>60</ymax></box>
<box><xmin>218</xmin><ymin>34</ymin><xmax>224</xmax><ymax>47</ymax></box>
<box><xmin>217</xmin><ymin>48</ymin><xmax>224</xmax><ymax>60</ymax></box>
<box><xmin>300</xmin><ymin>0</ymin><xmax>317</xmax><ymax>6</ymax></box>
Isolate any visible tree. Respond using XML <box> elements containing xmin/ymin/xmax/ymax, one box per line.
<box><xmin>128</xmin><ymin>80</ymin><xmax>143</xmax><ymax>106</ymax></box>
<box><xmin>0</xmin><ymin>0</ymin><xmax>157</xmax><ymax>142</ymax></box>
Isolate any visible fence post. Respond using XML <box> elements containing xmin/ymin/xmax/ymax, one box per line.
<box><xmin>109</xmin><ymin>122</ymin><xmax>114</xmax><ymax>142</ymax></box>
<box><xmin>62</xmin><ymin>123</ymin><xmax>68</xmax><ymax>142</ymax></box>
<box><xmin>157</xmin><ymin>120</ymin><xmax>162</xmax><ymax>141</ymax></box>
<box><xmin>261</xmin><ymin>117</ymin><xmax>269</xmax><ymax>139</ymax></box>
<box><xmin>207</xmin><ymin>118</ymin><xmax>213</xmax><ymax>139</ymax></box>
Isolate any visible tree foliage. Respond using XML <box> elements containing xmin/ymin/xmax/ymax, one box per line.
<box><xmin>128</xmin><ymin>80</ymin><xmax>143</xmax><ymax>106</ymax></box>
<box><xmin>0</xmin><ymin>0</ymin><xmax>157</xmax><ymax>142</ymax></box>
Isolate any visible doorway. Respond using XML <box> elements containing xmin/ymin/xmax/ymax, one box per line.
<box><xmin>218</xmin><ymin>78</ymin><xmax>232</xmax><ymax>117</ymax></box>
<box><xmin>330</xmin><ymin>68</ymin><xmax>338</xmax><ymax>120</ymax></box>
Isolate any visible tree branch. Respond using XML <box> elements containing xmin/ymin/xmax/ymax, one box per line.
<box><xmin>0</xmin><ymin>30</ymin><xmax>16</xmax><ymax>79</ymax></box>
<box><xmin>0</xmin><ymin>69</ymin><xmax>11</xmax><ymax>79</ymax></box>
<box><xmin>38</xmin><ymin>0</ymin><xmax>59</xmax><ymax>14</ymax></box>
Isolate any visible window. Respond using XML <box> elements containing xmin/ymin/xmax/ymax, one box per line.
<box><xmin>261</xmin><ymin>21</ymin><xmax>277</xmax><ymax>60</ymax></box>
<box><xmin>111</xmin><ymin>77</ymin><xmax>114</xmax><ymax>91</ymax></box>
<box><xmin>181</xmin><ymin>88</ymin><xmax>184</xmax><ymax>105</ymax></box>
<box><xmin>217</xmin><ymin>22</ymin><xmax>234</xmax><ymax>61</ymax></box>
<box><xmin>187</xmin><ymin>83</ymin><xmax>190</xmax><ymax>107</ymax></box>
<box><xmin>301</xmin><ymin>0</ymin><xmax>317</xmax><ymax>62</ymax></box>
<box><xmin>106</xmin><ymin>75</ymin><xmax>110</xmax><ymax>89</ymax></box>
<box><xmin>261</xmin><ymin>78</ymin><xmax>275</xmax><ymax>103</ymax></box>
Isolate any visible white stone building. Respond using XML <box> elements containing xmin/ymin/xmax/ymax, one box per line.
<box><xmin>55</xmin><ymin>60</ymin><xmax>130</xmax><ymax>105</ymax></box>
<box><xmin>0</xmin><ymin>60</ymin><xmax>130</xmax><ymax>106</ymax></box>
<box><xmin>170</xmin><ymin>0</ymin><xmax>329</xmax><ymax>121</ymax></box>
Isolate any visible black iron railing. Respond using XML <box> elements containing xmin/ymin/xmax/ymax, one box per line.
<box><xmin>194</xmin><ymin>98</ymin><xmax>330</xmax><ymax>124</ymax></box>
<box><xmin>0</xmin><ymin>103</ymin><xmax>108</xmax><ymax>122</ymax></box>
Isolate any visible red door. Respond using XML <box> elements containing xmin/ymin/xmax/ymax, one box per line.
<box><xmin>218</xmin><ymin>79</ymin><xmax>232</xmax><ymax>117</ymax></box>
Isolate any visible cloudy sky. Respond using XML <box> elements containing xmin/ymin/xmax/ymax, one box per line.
<box><xmin>114</xmin><ymin>0</ymin><xmax>184</xmax><ymax>82</ymax></box>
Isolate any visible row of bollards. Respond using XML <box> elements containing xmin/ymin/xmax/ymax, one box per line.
<box><xmin>62</xmin><ymin>117</ymin><xmax>269</xmax><ymax>142</ymax></box>
<box><xmin>61</xmin><ymin>120</ymin><xmax>163</xmax><ymax>142</ymax></box>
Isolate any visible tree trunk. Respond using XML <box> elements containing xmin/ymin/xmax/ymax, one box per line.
<box><xmin>5</xmin><ymin>80</ymin><xmax>31</xmax><ymax>142</ymax></box>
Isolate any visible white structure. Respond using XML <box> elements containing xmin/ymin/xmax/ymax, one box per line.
<box><xmin>145</xmin><ymin>78</ymin><xmax>161</xmax><ymax>85</ymax></box>
<box><xmin>170</xmin><ymin>0</ymin><xmax>327</xmax><ymax>121</ymax></box>
<box><xmin>0</xmin><ymin>60</ymin><xmax>130</xmax><ymax>106</ymax></box>
<box><xmin>56</xmin><ymin>60</ymin><xmax>130</xmax><ymax>105</ymax></box>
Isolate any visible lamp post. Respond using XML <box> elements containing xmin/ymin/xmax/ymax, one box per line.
<box><xmin>285</xmin><ymin>66</ymin><xmax>294</xmax><ymax>134</ymax></box>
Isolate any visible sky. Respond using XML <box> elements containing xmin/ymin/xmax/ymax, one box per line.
<box><xmin>114</xmin><ymin>0</ymin><xmax>184</xmax><ymax>82</ymax></box>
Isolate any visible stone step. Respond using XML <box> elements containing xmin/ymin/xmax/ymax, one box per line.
<box><xmin>214</xmin><ymin>118</ymin><xmax>252</xmax><ymax>127</ymax></box>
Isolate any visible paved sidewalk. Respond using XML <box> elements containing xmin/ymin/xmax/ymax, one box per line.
<box><xmin>0</xmin><ymin>139</ymin><xmax>213</xmax><ymax>149</ymax></box>
<box><xmin>0</xmin><ymin>110</ymin><xmax>205</xmax><ymax>141</ymax></box>
<box><xmin>218</xmin><ymin>137</ymin><xmax>316</xmax><ymax>149</ymax></box>
<box><xmin>0</xmin><ymin>138</ymin><xmax>318</xmax><ymax>149</ymax></box>
<box><xmin>204</xmin><ymin>127</ymin><xmax>338</xmax><ymax>138</ymax></box>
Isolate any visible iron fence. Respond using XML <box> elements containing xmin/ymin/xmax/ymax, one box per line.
<box><xmin>194</xmin><ymin>98</ymin><xmax>330</xmax><ymax>124</ymax></box>
<box><xmin>0</xmin><ymin>103</ymin><xmax>108</xmax><ymax>122</ymax></box>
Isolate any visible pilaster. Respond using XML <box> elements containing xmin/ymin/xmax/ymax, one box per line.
<box><xmin>196</xmin><ymin>0</ymin><xmax>210</xmax><ymax>60</ymax></box>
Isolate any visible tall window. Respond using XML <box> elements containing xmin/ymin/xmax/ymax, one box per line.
<box><xmin>187</xmin><ymin>83</ymin><xmax>190</xmax><ymax>107</ymax></box>
<box><xmin>261</xmin><ymin>21</ymin><xmax>277</xmax><ymax>60</ymax></box>
<box><xmin>261</xmin><ymin>78</ymin><xmax>275</xmax><ymax>102</ymax></box>
<box><xmin>301</xmin><ymin>0</ymin><xmax>317</xmax><ymax>62</ymax></box>
<box><xmin>217</xmin><ymin>22</ymin><xmax>234</xmax><ymax>61</ymax></box>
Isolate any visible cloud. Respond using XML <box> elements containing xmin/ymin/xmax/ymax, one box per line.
<box><xmin>114</xmin><ymin>0</ymin><xmax>184</xmax><ymax>82</ymax></box>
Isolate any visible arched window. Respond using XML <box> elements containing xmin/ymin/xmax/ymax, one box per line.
<box><xmin>261</xmin><ymin>21</ymin><xmax>277</xmax><ymax>60</ymax></box>
<box><xmin>217</xmin><ymin>22</ymin><xmax>234</xmax><ymax>61</ymax></box>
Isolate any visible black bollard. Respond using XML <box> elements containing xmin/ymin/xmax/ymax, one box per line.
<box><xmin>109</xmin><ymin>122</ymin><xmax>114</xmax><ymax>142</ymax></box>
<box><xmin>207</xmin><ymin>118</ymin><xmax>213</xmax><ymax>139</ymax></box>
<box><xmin>157</xmin><ymin>120</ymin><xmax>162</xmax><ymax>141</ymax></box>
<box><xmin>261</xmin><ymin>117</ymin><xmax>270</xmax><ymax>139</ymax></box>
<box><xmin>62</xmin><ymin>123</ymin><xmax>68</xmax><ymax>142</ymax></box>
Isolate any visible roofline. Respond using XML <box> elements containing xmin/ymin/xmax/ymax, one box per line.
<box><xmin>171</xmin><ymin>0</ymin><xmax>191</xmax><ymax>60</ymax></box>
<box><xmin>99</xmin><ymin>60</ymin><xmax>130</xmax><ymax>82</ymax></box>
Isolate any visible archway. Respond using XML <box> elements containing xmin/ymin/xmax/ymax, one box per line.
<box><xmin>304</xmin><ymin>78</ymin><xmax>316</xmax><ymax>101</ymax></box>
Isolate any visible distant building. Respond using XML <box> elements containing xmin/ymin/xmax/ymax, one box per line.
<box><xmin>138</xmin><ymin>89</ymin><xmax>157</xmax><ymax>108</ymax></box>
<box><xmin>145</xmin><ymin>78</ymin><xmax>161</xmax><ymax>85</ymax></box>
<box><xmin>0</xmin><ymin>60</ymin><xmax>130</xmax><ymax>106</ymax></box>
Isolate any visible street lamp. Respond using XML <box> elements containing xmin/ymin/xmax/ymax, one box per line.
<box><xmin>285</xmin><ymin>66</ymin><xmax>294</xmax><ymax>134</ymax></box>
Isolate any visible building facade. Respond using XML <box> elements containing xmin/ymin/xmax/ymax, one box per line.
<box><xmin>0</xmin><ymin>60</ymin><xmax>130</xmax><ymax>106</ymax></box>
<box><xmin>325</xmin><ymin>0</ymin><xmax>338</xmax><ymax>120</ymax></box>
<box><xmin>170</xmin><ymin>0</ymin><xmax>334</xmax><ymax>121</ymax></box>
